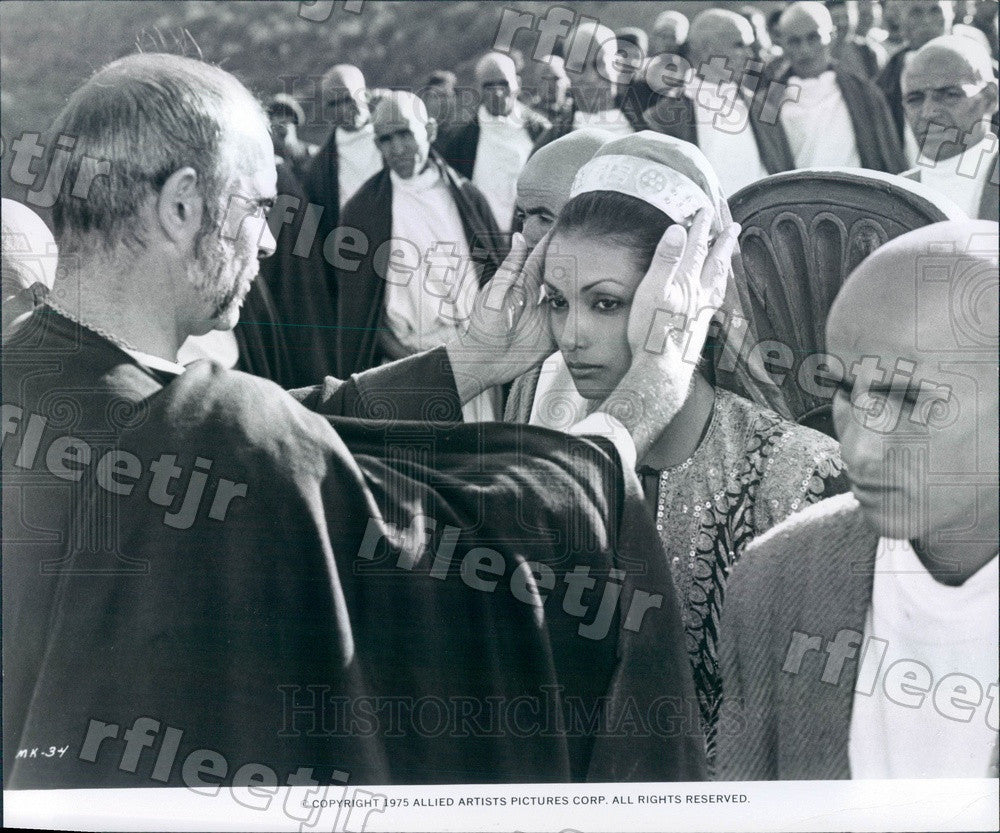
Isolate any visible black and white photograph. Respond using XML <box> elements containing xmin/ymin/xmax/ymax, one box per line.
<box><xmin>1</xmin><ymin>1</ymin><xmax>997</xmax><ymax>830</ymax></box>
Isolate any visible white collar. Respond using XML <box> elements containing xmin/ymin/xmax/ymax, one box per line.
<box><xmin>125</xmin><ymin>348</ymin><xmax>186</xmax><ymax>376</ymax></box>
<box><xmin>389</xmin><ymin>160</ymin><xmax>442</xmax><ymax>191</ymax></box>
<box><xmin>916</xmin><ymin>132</ymin><xmax>998</xmax><ymax>174</ymax></box>
<box><xmin>478</xmin><ymin>103</ymin><xmax>524</xmax><ymax>127</ymax></box>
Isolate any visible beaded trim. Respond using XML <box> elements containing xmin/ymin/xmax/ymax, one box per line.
<box><xmin>44</xmin><ymin>299</ymin><xmax>140</xmax><ymax>353</ymax></box>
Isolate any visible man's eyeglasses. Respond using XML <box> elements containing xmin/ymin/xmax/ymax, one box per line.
<box><xmin>904</xmin><ymin>82</ymin><xmax>990</xmax><ymax>108</ymax></box>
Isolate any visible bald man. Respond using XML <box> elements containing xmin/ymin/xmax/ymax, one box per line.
<box><xmin>642</xmin><ymin>8</ymin><xmax>796</xmax><ymax>194</ymax></box>
<box><xmin>435</xmin><ymin>52</ymin><xmax>549</xmax><ymax>232</ymax></box>
<box><xmin>535</xmin><ymin>54</ymin><xmax>573</xmax><ymax>122</ymax></box>
<box><xmin>537</xmin><ymin>20</ymin><xmax>636</xmax><ymax>144</ymax></box>
<box><xmin>901</xmin><ymin>35</ymin><xmax>999</xmax><ymax>220</ymax></box>
<box><xmin>718</xmin><ymin>220</ymin><xmax>999</xmax><ymax>780</ymax></box>
<box><xmin>877</xmin><ymin>1</ymin><xmax>957</xmax><ymax>147</ymax></box>
<box><xmin>335</xmin><ymin>91</ymin><xmax>505</xmax><ymax>419</ymax></box>
<box><xmin>514</xmin><ymin>127</ymin><xmax>612</xmax><ymax>250</ymax></box>
<box><xmin>651</xmin><ymin>10</ymin><xmax>690</xmax><ymax>58</ymax></box>
<box><xmin>775</xmin><ymin>1</ymin><xmax>906</xmax><ymax>172</ymax></box>
<box><xmin>1</xmin><ymin>199</ymin><xmax>56</xmax><ymax>341</ymax></box>
<box><xmin>302</xmin><ymin>64</ymin><xmax>383</xmax><ymax>237</ymax></box>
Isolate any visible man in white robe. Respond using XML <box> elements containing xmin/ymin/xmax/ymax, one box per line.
<box><xmin>901</xmin><ymin>35</ymin><xmax>999</xmax><ymax>220</ymax></box>
<box><xmin>776</xmin><ymin>2</ymin><xmax>906</xmax><ymax>172</ymax></box>
<box><xmin>436</xmin><ymin>53</ymin><xmax>549</xmax><ymax>232</ymax></box>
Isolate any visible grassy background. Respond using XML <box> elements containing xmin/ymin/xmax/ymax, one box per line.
<box><xmin>1</xmin><ymin>0</ymin><xmax>785</xmax><ymax>199</ymax></box>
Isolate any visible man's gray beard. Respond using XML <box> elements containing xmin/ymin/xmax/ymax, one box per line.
<box><xmin>188</xmin><ymin>230</ymin><xmax>247</xmax><ymax>321</ymax></box>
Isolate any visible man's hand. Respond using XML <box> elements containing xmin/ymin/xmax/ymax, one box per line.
<box><xmin>600</xmin><ymin>209</ymin><xmax>740</xmax><ymax>460</ymax></box>
<box><xmin>445</xmin><ymin>231</ymin><xmax>555</xmax><ymax>405</ymax></box>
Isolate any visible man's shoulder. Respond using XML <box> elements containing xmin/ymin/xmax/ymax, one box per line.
<box><xmin>731</xmin><ymin>492</ymin><xmax>873</xmax><ymax>590</ymax></box>
<box><xmin>340</xmin><ymin>168</ymin><xmax>389</xmax><ymax>218</ymax></box>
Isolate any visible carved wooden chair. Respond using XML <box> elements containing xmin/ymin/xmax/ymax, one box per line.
<box><xmin>728</xmin><ymin>169</ymin><xmax>967</xmax><ymax>437</ymax></box>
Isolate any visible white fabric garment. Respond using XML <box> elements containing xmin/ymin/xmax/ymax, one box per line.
<box><xmin>130</xmin><ymin>347</ymin><xmax>188</xmax><ymax>375</ymax></box>
<box><xmin>848</xmin><ymin>539</ymin><xmax>999</xmax><ymax>779</ymax></box>
<box><xmin>915</xmin><ymin>133</ymin><xmax>998</xmax><ymax>219</ymax></box>
<box><xmin>385</xmin><ymin>163</ymin><xmax>494</xmax><ymax>421</ymax></box>
<box><xmin>780</xmin><ymin>70</ymin><xmax>863</xmax><ymax>168</ymax></box>
<box><xmin>336</xmin><ymin>123</ymin><xmax>383</xmax><ymax>208</ymax></box>
<box><xmin>685</xmin><ymin>78</ymin><xmax>770</xmax><ymax>195</ymax></box>
<box><xmin>528</xmin><ymin>351</ymin><xmax>591</xmax><ymax>430</ymax></box>
<box><xmin>572</xmin><ymin>107</ymin><xmax>634</xmax><ymax>137</ymax></box>
<box><xmin>529</xmin><ymin>351</ymin><xmax>637</xmax><ymax>470</ymax></box>
<box><xmin>471</xmin><ymin>105</ymin><xmax>535</xmax><ymax>232</ymax></box>
<box><xmin>176</xmin><ymin>329</ymin><xmax>239</xmax><ymax>369</ymax></box>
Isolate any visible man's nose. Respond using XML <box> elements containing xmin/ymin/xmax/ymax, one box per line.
<box><xmin>258</xmin><ymin>218</ymin><xmax>277</xmax><ymax>259</ymax></box>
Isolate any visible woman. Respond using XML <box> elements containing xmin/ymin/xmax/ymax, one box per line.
<box><xmin>505</xmin><ymin>132</ymin><xmax>849</xmax><ymax>767</ymax></box>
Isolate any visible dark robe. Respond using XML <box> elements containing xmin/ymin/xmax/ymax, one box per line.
<box><xmin>335</xmin><ymin>155</ymin><xmax>507</xmax><ymax>377</ymax></box>
<box><xmin>257</xmin><ymin>161</ymin><xmax>341</xmax><ymax>387</ymax></box>
<box><xmin>232</xmin><ymin>273</ymin><xmax>296</xmax><ymax>387</ymax></box>
<box><xmin>532</xmin><ymin>100</ymin><xmax>577</xmax><ymax>150</ymax></box>
<box><xmin>641</xmin><ymin>86</ymin><xmax>797</xmax><ymax>177</ymax></box>
<box><xmin>435</xmin><ymin>108</ymin><xmax>551</xmax><ymax>180</ymax></box>
<box><xmin>777</xmin><ymin>63</ymin><xmax>907</xmax><ymax>173</ymax></box>
<box><xmin>3</xmin><ymin>310</ymin><xmax>705</xmax><ymax>788</ymax></box>
<box><xmin>875</xmin><ymin>47</ymin><xmax>910</xmax><ymax>142</ymax></box>
<box><xmin>301</xmin><ymin>128</ymin><xmax>344</xmax><ymax>249</ymax></box>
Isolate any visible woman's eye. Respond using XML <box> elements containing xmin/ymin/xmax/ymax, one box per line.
<box><xmin>594</xmin><ymin>298</ymin><xmax>624</xmax><ymax>311</ymax></box>
<box><xmin>547</xmin><ymin>295</ymin><xmax>568</xmax><ymax>310</ymax></box>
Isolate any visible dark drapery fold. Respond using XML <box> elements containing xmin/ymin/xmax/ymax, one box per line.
<box><xmin>4</xmin><ymin>313</ymin><xmax>704</xmax><ymax>789</ymax></box>
<box><xmin>257</xmin><ymin>161</ymin><xmax>341</xmax><ymax>387</ymax></box>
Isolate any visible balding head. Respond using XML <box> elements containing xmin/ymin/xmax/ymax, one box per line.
<box><xmin>900</xmin><ymin>1</ymin><xmax>955</xmax><ymax>49</ymax></box>
<box><xmin>689</xmin><ymin>9</ymin><xmax>755</xmax><ymax>77</ymax></box>
<box><xmin>323</xmin><ymin>64</ymin><xmax>369</xmax><ymax>129</ymax></box>
<box><xmin>34</xmin><ymin>52</ymin><xmax>278</xmax><ymax>344</ymax></box>
<box><xmin>476</xmin><ymin>52</ymin><xmax>520</xmax><ymax>116</ymax></box>
<box><xmin>2</xmin><ymin>199</ymin><xmax>57</xmax><ymax>341</ymax></box>
<box><xmin>651</xmin><ymin>10</ymin><xmax>690</xmax><ymax>55</ymax></box>
<box><xmin>828</xmin><ymin>221</ymin><xmax>998</xmax><ymax>557</ymax></box>
<box><xmin>780</xmin><ymin>2</ymin><xmax>835</xmax><ymax>77</ymax></box>
<box><xmin>2</xmin><ymin>200</ymin><xmax>57</xmax><ymax>292</ymax></box>
<box><xmin>44</xmin><ymin>52</ymin><xmax>270</xmax><ymax>257</ymax></box>
<box><xmin>371</xmin><ymin>91</ymin><xmax>435</xmax><ymax>179</ymax></box>
<box><xmin>516</xmin><ymin>128</ymin><xmax>612</xmax><ymax>249</ymax></box>
<box><xmin>902</xmin><ymin>34</ymin><xmax>998</xmax><ymax>160</ymax></box>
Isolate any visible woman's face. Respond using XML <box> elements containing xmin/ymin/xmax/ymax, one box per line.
<box><xmin>543</xmin><ymin>231</ymin><xmax>645</xmax><ymax>400</ymax></box>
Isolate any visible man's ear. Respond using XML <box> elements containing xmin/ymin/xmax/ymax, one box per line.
<box><xmin>156</xmin><ymin>167</ymin><xmax>203</xmax><ymax>246</ymax></box>
<box><xmin>426</xmin><ymin>117</ymin><xmax>438</xmax><ymax>145</ymax></box>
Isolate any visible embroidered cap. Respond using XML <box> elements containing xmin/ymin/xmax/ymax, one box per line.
<box><xmin>569</xmin><ymin>153</ymin><xmax>715</xmax><ymax>227</ymax></box>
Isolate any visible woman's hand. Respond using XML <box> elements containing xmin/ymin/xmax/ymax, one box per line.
<box><xmin>446</xmin><ymin>232</ymin><xmax>555</xmax><ymax>404</ymax></box>
<box><xmin>601</xmin><ymin>210</ymin><xmax>740</xmax><ymax>459</ymax></box>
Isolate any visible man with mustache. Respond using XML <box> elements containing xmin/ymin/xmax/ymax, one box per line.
<box><xmin>4</xmin><ymin>53</ymin><xmax>715</xmax><ymax>788</ymax></box>
<box><xmin>900</xmin><ymin>34</ymin><xmax>999</xmax><ymax>220</ymax></box>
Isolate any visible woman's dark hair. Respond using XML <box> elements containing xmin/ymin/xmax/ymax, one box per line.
<box><xmin>550</xmin><ymin>191</ymin><xmax>674</xmax><ymax>274</ymax></box>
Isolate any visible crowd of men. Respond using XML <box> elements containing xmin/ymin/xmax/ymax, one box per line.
<box><xmin>1</xmin><ymin>0</ymin><xmax>998</xmax><ymax>798</ymax></box>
